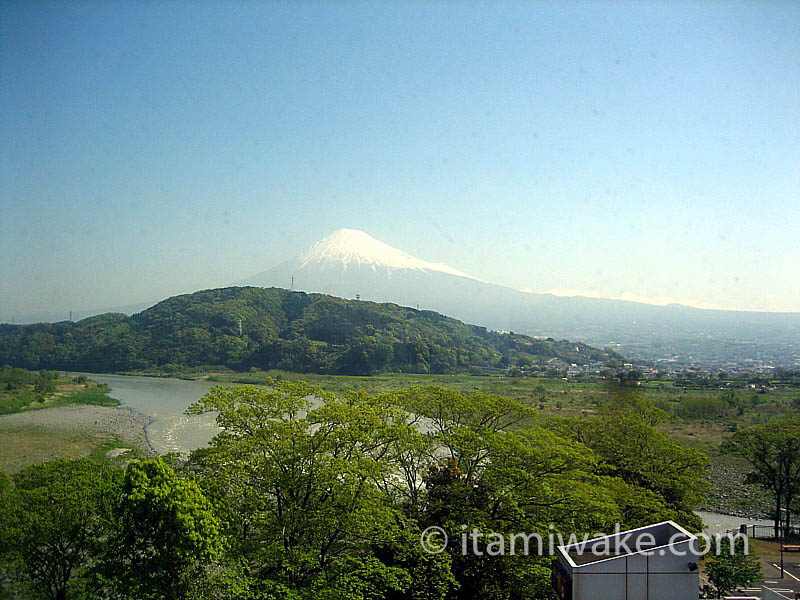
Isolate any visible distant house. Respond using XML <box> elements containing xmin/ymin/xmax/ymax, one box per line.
<box><xmin>552</xmin><ymin>521</ymin><xmax>700</xmax><ymax>600</ymax></box>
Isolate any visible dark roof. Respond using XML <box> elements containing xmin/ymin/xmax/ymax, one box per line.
<box><xmin>559</xmin><ymin>521</ymin><xmax>693</xmax><ymax>568</ymax></box>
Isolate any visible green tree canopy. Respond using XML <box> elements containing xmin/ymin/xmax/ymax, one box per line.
<box><xmin>722</xmin><ymin>413</ymin><xmax>800</xmax><ymax>538</ymax></box>
<box><xmin>181</xmin><ymin>381</ymin><xmax>712</xmax><ymax>599</ymax></box>
<box><xmin>561</xmin><ymin>394</ymin><xmax>709</xmax><ymax>530</ymax></box>
<box><xmin>0</xmin><ymin>459</ymin><xmax>122</xmax><ymax>600</ymax></box>
<box><xmin>104</xmin><ymin>457</ymin><xmax>223</xmax><ymax>600</ymax></box>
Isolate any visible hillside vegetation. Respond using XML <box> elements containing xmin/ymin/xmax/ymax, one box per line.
<box><xmin>0</xmin><ymin>287</ymin><xmax>620</xmax><ymax>376</ymax></box>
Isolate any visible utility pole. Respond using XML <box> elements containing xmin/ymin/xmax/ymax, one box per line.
<box><xmin>356</xmin><ymin>293</ymin><xmax>360</xmax><ymax>301</ymax></box>
<box><xmin>291</xmin><ymin>276</ymin><xmax>294</xmax><ymax>291</ymax></box>
<box><xmin>780</xmin><ymin>507</ymin><xmax>787</xmax><ymax>578</ymax></box>
<box><xmin>69</xmin><ymin>310</ymin><xmax>72</xmax><ymax>321</ymax></box>
<box><xmin>238</xmin><ymin>318</ymin><xmax>243</xmax><ymax>337</ymax></box>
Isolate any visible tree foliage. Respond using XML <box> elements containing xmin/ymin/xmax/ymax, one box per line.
<box><xmin>0</xmin><ymin>381</ymin><xmax>711</xmax><ymax>600</ymax></box>
<box><xmin>722</xmin><ymin>413</ymin><xmax>800</xmax><ymax>538</ymax></box>
<box><xmin>183</xmin><ymin>381</ymin><xmax>707</xmax><ymax>599</ymax></box>
<box><xmin>703</xmin><ymin>536</ymin><xmax>762</xmax><ymax>598</ymax></box>
<box><xmin>103</xmin><ymin>457</ymin><xmax>223</xmax><ymax>600</ymax></box>
<box><xmin>0</xmin><ymin>460</ymin><xmax>122</xmax><ymax>600</ymax></box>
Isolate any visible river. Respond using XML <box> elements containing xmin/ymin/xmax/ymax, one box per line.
<box><xmin>84</xmin><ymin>373</ymin><xmax>772</xmax><ymax>534</ymax></box>
<box><xmin>80</xmin><ymin>373</ymin><xmax>225</xmax><ymax>455</ymax></box>
<box><xmin>694</xmin><ymin>511</ymin><xmax>773</xmax><ymax>535</ymax></box>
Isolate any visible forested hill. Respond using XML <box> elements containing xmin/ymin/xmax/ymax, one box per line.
<box><xmin>0</xmin><ymin>287</ymin><xmax>622</xmax><ymax>375</ymax></box>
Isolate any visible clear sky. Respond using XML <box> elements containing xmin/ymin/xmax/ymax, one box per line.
<box><xmin>2</xmin><ymin>1</ymin><xmax>799</xmax><ymax>319</ymax></box>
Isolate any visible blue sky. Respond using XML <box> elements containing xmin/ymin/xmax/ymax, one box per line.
<box><xmin>2</xmin><ymin>0</ymin><xmax>799</xmax><ymax>318</ymax></box>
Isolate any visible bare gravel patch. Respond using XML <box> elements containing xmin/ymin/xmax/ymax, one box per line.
<box><xmin>0</xmin><ymin>404</ymin><xmax>154</xmax><ymax>471</ymax></box>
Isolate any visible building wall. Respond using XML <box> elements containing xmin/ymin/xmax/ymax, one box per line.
<box><xmin>570</xmin><ymin>541</ymin><xmax>699</xmax><ymax>600</ymax></box>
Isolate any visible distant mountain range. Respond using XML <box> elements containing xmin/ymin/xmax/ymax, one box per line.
<box><xmin>7</xmin><ymin>229</ymin><xmax>799</xmax><ymax>368</ymax></box>
<box><xmin>239</xmin><ymin>229</ymin><xmax>800</xmax><ymax>367</ymax></box>
<box><xmin>0</xmin><ymin>287</ymin><xmax>621</xmax><ymax>376</ymax></box>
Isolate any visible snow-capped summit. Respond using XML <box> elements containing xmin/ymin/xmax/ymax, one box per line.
<box><xmin>237</xmin><ymin>227</ymin><xmax>490</xmax><ymax>312</ymax></box>
<box><xmin>299</xmin><ymin>228</ymin><xmax>474</xmax><ymax>278</ymax></box>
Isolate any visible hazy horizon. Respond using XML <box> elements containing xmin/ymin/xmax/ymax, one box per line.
<box><xmin>2</xmin><ymin>1</ymin><xmax>799</xmax><ymax>318</ymax></box>
<box><xmin>5</xmin><ymin>226</ymin><xmax>800</xmax><ymax>324</ymax></box>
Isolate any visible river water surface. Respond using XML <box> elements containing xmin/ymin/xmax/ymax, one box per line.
<box><xmin>81</xmin><ymin>373</ymin><xmax>224</xmax><ymax>454</ymax></box>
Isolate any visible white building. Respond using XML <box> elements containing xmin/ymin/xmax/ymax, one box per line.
<box><xmin>552</xmin><ymin>521</ymin><xmax>700</xmax><ymax>600</ymax></box>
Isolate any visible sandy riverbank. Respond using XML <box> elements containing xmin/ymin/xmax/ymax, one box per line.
<box><xmin>0</xmin><ymin>405</ymin><xmax>154</xmax><ymax>471</ymax></box>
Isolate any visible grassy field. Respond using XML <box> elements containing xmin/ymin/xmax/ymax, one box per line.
<box><xmin>0</xmin><ymin>428</ymin><xmax>142</xmax><ymax>473</ymax></box>
<box><xmin>131</xmin><ymin>367</ymin><xmax>799</xmax><ymax>420</ymax></box>
<box><xmin>0</xmin><ymin>372</ymin><xmax>119</xmax><ymax>415</ymax></box>
<box><xmin>170</xmin><ymin>369</ymin><xmax>610</xmax><ymax>411</ymax></box>
<box><xmin>157</xmin><ymin>368</ymin><xmax>799</xmax><ymax>419</ymax></box>
<box><xmin>0</xmin><ymin>428</ymin><xmax>100</xmax><ymax>472</ymax></box>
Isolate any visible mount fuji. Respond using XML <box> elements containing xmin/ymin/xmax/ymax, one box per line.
<box><xmin>296</xmin><ymin>228</ymin><xmax>475</xmax><ymax>279</ymax></box>
<box><xmin>239</xmin><ymin>229</ymin><xmax>800</xmax><ymax>365</ymax></box>
<box><xmin>238</xmin><ymin>228</ymin><xmax>507</xmax><ymax>318</ymax></box>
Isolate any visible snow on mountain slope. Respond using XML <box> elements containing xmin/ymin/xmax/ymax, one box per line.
<box><xmin>299</xmin><ymin>229</ymin><xmax>476</xmax><ymax>279</ymax></box>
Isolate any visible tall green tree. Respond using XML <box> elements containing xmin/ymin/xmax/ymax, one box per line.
<box><xmin>104</xmin><ymin>457</ymin><xmax>223</xmax><ymax>600</ymax></box>
<box><xmin>722</xmin><ymin>414</ymin><xmax>800</xmax><ymax>538</ymax></box>
<box><xmin>182</xmin><ymin>381</ymin><xmax>711</xmax><ymax>600</ymax></box>
<box><xmin>0</xmin><ymin>459</ymin><xmax>121</xmax><ymax>600</ymax></box>
<box><xmin>392</xmin><ymin>387</ymin><xmax>630</xmax><ymax>599</ymax></box>
<box><xmin>186</xmin><ymin>381</ymin><xmax>440</xmax><ymax>596</ymax></box>
<box><xmin>0</xmin><ymin>472</ymin><xmax>14</xmax><ymax>600</ymax></box>
<box><xmin>565</xmin><ymin>394</ymin><xmax>709</xmax><ymax>530</ymax></box>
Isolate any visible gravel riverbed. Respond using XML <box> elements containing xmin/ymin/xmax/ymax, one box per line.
<box><xmin>0</xmin><ymin>404</ymin><xmax>154</xmax><ymax>455</ymax></box>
